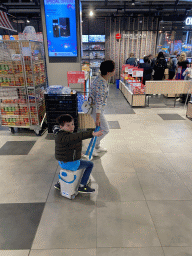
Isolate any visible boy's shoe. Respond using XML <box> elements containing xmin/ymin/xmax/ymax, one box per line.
<box><xmin>96</xmin><ymin>146</ymin><xmax>107</xmax><ymax>152</ymax></box>
<box><xmin>92</xmin><ymin>149</ymin><xmax>99</xmax><ymax>157</ymax></box>
<box><xmin>54</xmin><ymin>181</ymin><xmax>60</xmax><ymax>190</ymax></box>
<box><xmin>78</xmin><ymin>185</ymin><xmax>95</xmax><ymax>193</ymax></box>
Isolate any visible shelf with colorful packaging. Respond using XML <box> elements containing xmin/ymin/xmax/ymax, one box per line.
<box><xmin>119</xmin><ymin>65</ymin><xmax>146</xmax><ymax>107</ymax></box>
<box><xmin>82</xmin><ymin>35</ymin><xmax>105</xmax><ymax>79</ymax></box>
<box><xmin>0</xmin><ymin>40</ymin><xmax>47</xmax><ymax>135</ymax></box>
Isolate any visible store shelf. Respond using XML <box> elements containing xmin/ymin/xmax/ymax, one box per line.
<box><xmin>0</xmin><ymin>40</ymin><xmax>47</xmax><ymax>134</ymax></box>
<box><xmin>119</xmin><ymin>80</ymin><xmax>146</xmax><ymax>107</ymax></box>
<box><xmin>82</xmin><ymin>36</ymin><xmax>105</xmax><ymax>71</ymax></box>
<box><xmin>83</xmin><ymin>49</ymin><xmax>105</xmax><ymax>51</ymax></box>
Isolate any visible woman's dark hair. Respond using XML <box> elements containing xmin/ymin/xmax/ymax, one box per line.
<box><xmin>144</xmin><ymin>56</ymin><xmax>149</xmax><ymax>63</ymax></box>
<box><xmin>100</xmin><ymin>60</ymin><xmax>115</xmax><ymax>76</ymax></box>
<box><xmin>56</xmin><ymin>114</ymin><xmax>74</xmax><ymax>126</ymax></box>
<box><xmin>157</xmin><ymin>52</ymin><xmax>165</xmax><ymax>59</ymax></box>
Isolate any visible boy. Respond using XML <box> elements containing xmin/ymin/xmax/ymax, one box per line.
<box><xmin>89</xmin><ymin>60</ymin><xmax>115</xmax><ymax>157</ymax></box>
<box><xmin>53</xmin><ymin>114</ymin><xmax>103</xmax><ymax>193</ymax></box>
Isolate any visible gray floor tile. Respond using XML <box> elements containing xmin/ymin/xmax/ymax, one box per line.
<box><xmin>97</xmin><ymin>247</ymin><xmax>165</xmax><ymax>256</ymax></box>
<box><xmin>0</xmin><ymin>203</ymin><xmax>45</xmax><ymax>249</ymax></box>
<box><xmin>147</xmin><ymin>201</ymin><xmax>192</xmax><ymax>246</ymax></box>
<box><xmin>0</xmin><ymin>251</ymin><xmax>30</xmax><ymax>256</ymax></box>
<box><xmin>0</xmin><ymin>141</ymin><xmax>36</xmax><ymax>155</ymax></box>
<box><xmin>45</xmin><ymin>134</ymin><xmax>55</xmax><ymax>140</ymax></box>
<box><xmin>0</xmin><ymin>173</ymin><xmax>55</xmax><ymax>203</ymax></box>
<box><xmin>137</xmin><ymin>171</ymin><xmax>192</xmax><ymax>200</ymax></box>
<box><xmin>163</xmin><ymin>247</ymin><xmax>192</xmax><ymax>256</ymax></box>
<box><xmin>95</xmin><ymin>172</ymin><xmax>145</xmax><ymax>202</ymax></box>
<box><xmin>97</xmin><ymin>201</ymin><xmax>161</xmax><ymax>247</ymax></box>
<box><xmin>30</xmin><ymin>249</ymin><xmax>96</xmax><ymax>256</ymax></box>
<box><xmin>32</xmin><ymin>202</ymin><xmax>97</xmax><ymax>249</ymax></box>
<box><xmin>130</xmin><ymin>153</ymin><xmax>176</xmax><ymax>173</ymax></box>
<box><xmin>108</xmin><ymin>121</ymin><xmax>121</xmax><ymax>129</ymax></box>
<box><xmin>158</xmin><ymin>114</ymin><xmax>185</xmax><ymax>120</ymax></box>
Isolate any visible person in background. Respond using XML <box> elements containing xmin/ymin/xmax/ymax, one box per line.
<box><xmin>175</xmin><ymin>52</ymin><xmax>189</xmax><ymax>103</ymax></box>
<box><xmin>126</xmin><ymin>53</ymin><xmax>137</xmax><ymax>66</ymax></box>
<box><xmin>148</xmin><ymin>54</ymin><xmax>155</xmax><ymax>69</ymax></box>
<box><xmin>153</xmin><ymin>51</ymin><xmax>167</xmax><ymax>80</ymax></box>
<box><xmin>89</xmin><ymin>60</ymin><xmax>115</xmax><ymax>157</ymax></box>
<box><xmin>139</xmin><ymin>56</ymin><xmax>153</xmax><ymax>85</ymax></box>
<box><xmin>168</xmin><ymin>51</ymin><xmax>178</xmax><ymax>79</ymax></box>
<box><xmin>177</xmin><ymin>52</ymin><xmax>189</xmax><ymax>80</ymax></box>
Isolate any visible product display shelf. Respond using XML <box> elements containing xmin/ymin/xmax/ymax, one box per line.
<box><xmin>0</xmin><ymin>40</ymin><xmax>47</xmax><ymax>135</ymax></box>
<box><xmin>82</xmin><ymin>39</ymin><xmax>105</xmax><ymax>78</ymax></box>
<box><xmin>119</xmin><ymin>80</ymin><xmax>146</xmax><ymax>107</ymax></box>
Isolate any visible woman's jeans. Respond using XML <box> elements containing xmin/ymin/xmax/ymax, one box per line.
<box><xmin>78</xmin><ymin>160</ymin><xmax>94</xmax><ymax>186</ymax></box>
<box><xmin>91</xmin><ymin>107</ymin><xmax>109</xmax><ymax>148</ymax></box>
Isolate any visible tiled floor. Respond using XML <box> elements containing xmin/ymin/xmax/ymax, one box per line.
<box><xmin>0</xmin><ymin>85</ymin><xmax>192</xmax><ymax>255</ymax></box>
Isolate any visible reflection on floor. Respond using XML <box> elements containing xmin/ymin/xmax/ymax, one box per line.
<box><xmin>0</xmin><ymin>85</ymin><xmax>192</xmax><ymax>255</ymax></box>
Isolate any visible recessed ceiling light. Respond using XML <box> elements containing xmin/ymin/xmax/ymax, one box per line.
<box><xmin>89</xmin><ymin>10</ymin><xmax>94</xmax><ymax>16</ymax></box>
<box><xmin>132</xmin><ymin>0</ymin><xmax>135</xmax><ymax>6</ymax></box>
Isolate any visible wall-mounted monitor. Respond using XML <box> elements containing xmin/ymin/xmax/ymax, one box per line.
<box><xmin>43</xmin><ymin>0</ymin><xmax>78</xmax><ymax>59</ymax></box>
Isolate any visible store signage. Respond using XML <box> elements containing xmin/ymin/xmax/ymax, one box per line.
<box><xmin>67</xmin><ymin>71</ymin><xmax>85</xmax><ymax>85</ymax></box>
<box><xmin>185</xmin><ymin>17</ymin><xmax>192</xmax><ymax>25</ymax></box>
<box><xmin>43</xmin><ymin>0</ymin><xmax>77</xmax><ymax>57</ymax></box>
<box><xmin>123</xmin><ymin>33</ymin><xmax>147</xmax><ymax>39</ymax></box>
<box><xmin>116</xmin><ymin>33</ymin><xmax>121</xmax><ymax>40</ymax></box>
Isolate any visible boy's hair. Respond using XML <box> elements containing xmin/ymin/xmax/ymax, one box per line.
<box><xmin>100</xmin><ymin>60</ymin><xmax>115</xmax><ymax>76</ymax></box>
<box><xmin>144</xmin><ymin>56</ymin><xmax>149</xmax><ymax>63</ymax></box>
<box><xmin>56</xmin><ymin>114</ymin><xmax>74</xmax><ymax>126</ymax></box>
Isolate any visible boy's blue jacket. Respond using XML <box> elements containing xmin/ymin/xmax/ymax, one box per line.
<box><xmin>53</xmin><ymin>125</ymin><xmax>94</xmax><ymax>162</ymax></box>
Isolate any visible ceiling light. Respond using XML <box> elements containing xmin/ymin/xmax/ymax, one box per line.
<box><xmin>26</xmin><ymin>19</ymin><xmax>30</xmax><ymax>23</ymax></box>
<box><xmin>89</xmin><ymin>10</ymin><xmax>94</xmax><ymax>17</ymax></box>
<box><xmin>132</xmin><ymin>0</ymin><xmax>135</xmax><ymax>6</ymax></box>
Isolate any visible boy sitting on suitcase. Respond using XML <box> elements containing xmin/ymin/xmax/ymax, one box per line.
<box><xmin>53</xmin><ymin>114</ymin><xmax>103</xmax><ymax>193</ymax></box>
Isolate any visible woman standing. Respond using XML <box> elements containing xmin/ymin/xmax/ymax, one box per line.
<box><xmin>89</xmin><ymin>60</ymin><xmax>115</xmax><ymax>156</ymax></box>
<box><xmin>177</xmin><ymin>52</ymin><xmax>189</xmax><ymax>80</ymax></box>
<box><xmin>153</xmin><ymin>52</ymin><xmax>167</xmax><ymax>80</ymax></box>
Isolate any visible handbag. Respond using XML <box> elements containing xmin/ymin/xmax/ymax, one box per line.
<box><xmin>81</xmin><ymin>96</ymin><xmax>93</xmax><ymax>114</ymax></box>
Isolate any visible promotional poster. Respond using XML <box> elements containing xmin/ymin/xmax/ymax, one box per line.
<box><xmin>44</xmin><ymin>0</ymin><xmax>77</xmax><ymax>57</ymax></box>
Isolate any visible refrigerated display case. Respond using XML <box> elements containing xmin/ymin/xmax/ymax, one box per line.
<box><xmin>0</xmin><ymin>40</ymin><xmax>47</xmax><ymax>135</ymax></box>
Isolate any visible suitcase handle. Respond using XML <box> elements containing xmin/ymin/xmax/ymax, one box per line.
<box><xmin>85</xmin><ymin>126</ymin><xmax>100</xmax><ymax>160</ymax></box>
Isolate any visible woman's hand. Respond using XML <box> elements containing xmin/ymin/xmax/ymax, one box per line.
<box><xmin>93</xmin><ymin>130</ymin><xmax>103</xmax><ymax>137</ymax></box>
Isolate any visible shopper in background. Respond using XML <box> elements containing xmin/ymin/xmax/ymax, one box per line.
<box><xmin>177</xmin><ymin>52</ymin><xmax>189</xmax><ymax>80</ymax></box>
<box><xmin>89</xmin><ymin>60</ymin><xmax>115</xmax><ymax>156</ymax></box>
<box><xmin>153</xmin><ymin>51</ymin><xmax>167</xmax><ymax>80</ymax></box>
<box><xmin>148</xmin><ymin>54</ymin><xmax>155</xmax><ymax>69</ymax></box>
<box><xmin>126</xmin><ymin>53</ymin><xmax>137</xmax><ymax>66</ymax></box>
<box><xmin>167</xmin><ymin>51</ymin><xmax>178</xmax><ymax>79</ymax></box>
<box><xmin>53</xmin><ymin>114</ymin><xmax>103</xmax><ymax>193</ymax></box>
<box><xmin>139</xmin><ymin>56</ymin><xmax>153</xmax><ymax>85</ymax></box>
<box><xmin>175</xmin><ymin>52</ymin><xmax>189</xmax><ymax>103</ymax></box>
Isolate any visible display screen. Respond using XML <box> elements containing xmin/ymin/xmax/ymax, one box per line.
<box><xmin>44</xmin><ymin>0</ymin><xmax>77</xmax><ymax>57</ymax></box>
<box><xmin>89</xmin><ymin>35</ymin><xmax>105</xmax><ymax>42</ymax></box>
<box><xmin>139</xmin><ymin>59</ymin><xmax>144</xmax><ymax>64</ymax></box>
